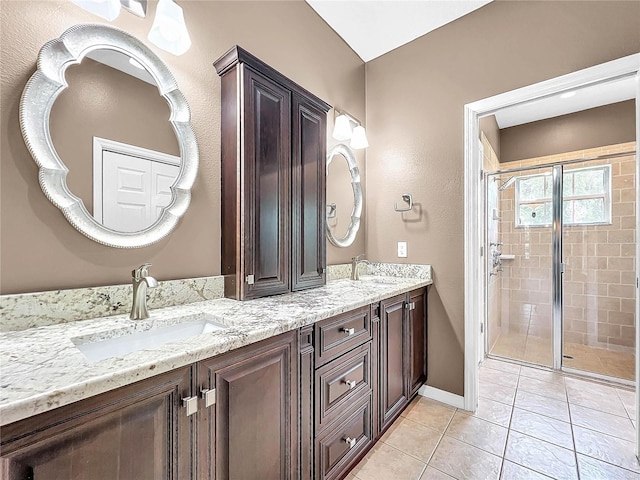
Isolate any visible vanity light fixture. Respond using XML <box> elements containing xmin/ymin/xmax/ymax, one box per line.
<box><xmin>71</xmin><ymin>0</ymin><xmax>121</xmax><ymax>20</ymax></box>
<box><xmin>148</xmin><ymin>0</ymin><xmax>192</xmax><ymax>56</ymax></box>
<box><xmin>332</xmin><ymin>109</ymin><xmax>369</xmax><ymax>149</ymax></box>
<box><xmin>332</xmin><ymin>114</ymin><xmax>353</xmax><ymax>141</ymax></box>
<box><xmin>350</xmin><ymin>125</ymin><xmax>369</xmax><ymax>149</ymax></box>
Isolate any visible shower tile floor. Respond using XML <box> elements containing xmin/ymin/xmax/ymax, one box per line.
<box><xmin>348</xmin><ymin>357</ymin><xmax>638</xmax><ymax>479</ymax></box>
<box><xmin>489</xmin><ymin>333</ymin><xmax>635</xmax><ymax>381</ymax></box>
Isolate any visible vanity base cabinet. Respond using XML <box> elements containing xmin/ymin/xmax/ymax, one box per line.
<box><xmin>379</xmin><ymin>288</ymin><xmax>428</xmax><ymax>434</ymax></box>
<box><xmin>197</xmin><ymin>331</ymin><xmax>298</xmax><ymax>480</ymax></box>
<box><xmin>379</xmin><ymin>294</ymin><xmax>409</xmax><ymax>432</ymax></box>
<box><xmin>409</xmin><ymin>288</ymin><xmax>428</xmax><ymax>398</ymax></box>
<box><xmin>0</xmin><ymin>367</ymin><xmax>194</xmax><ymax>480</ymax></box>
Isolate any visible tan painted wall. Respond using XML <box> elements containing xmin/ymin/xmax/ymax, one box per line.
<box><xmin>365</xmin><ymin>1</ymin><xmax>640</xmax><ymax>395</ymax></box>
<box><xmin>0</xmin><ymin>1</ymin><xmax>365</xmax><ymax>294</ymax></box>
<box><xmin>500</xmin><ymin>100</ymin><xmax>636</xmax><ymax>163</ymax></box>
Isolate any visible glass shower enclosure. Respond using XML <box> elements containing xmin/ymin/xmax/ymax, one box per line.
<box><xmin>485</xmin><ymin>152</ymin><xmax>636</xmax><ymax>382</ymax></box>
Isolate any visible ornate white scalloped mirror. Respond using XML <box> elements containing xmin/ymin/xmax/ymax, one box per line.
<box><xmin>326</xmin><ymin>143</ymin><xmax>362</xmax><ymax>248</ymax></box>
<box><xmin>20</xmin><ymin>24</ymin><xmax>198</xmax><ymax>248</ymax></box>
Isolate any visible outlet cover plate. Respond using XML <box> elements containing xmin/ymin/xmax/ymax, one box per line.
<box><xmin>397</xmin><ymin>241</ymin><xmax>407</xmax><ymax>258</ymax></box>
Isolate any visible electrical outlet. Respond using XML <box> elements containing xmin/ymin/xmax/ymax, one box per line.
<box><xmin>397</xmin><ymin>241</ymin><xmax>407</xmax><ymax>258</ymax></box>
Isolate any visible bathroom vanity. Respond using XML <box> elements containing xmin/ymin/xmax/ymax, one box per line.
<box><xmin>0</xmin><ymin>275</ymin><xmax>429</xmax><ymax>480</ymax></box>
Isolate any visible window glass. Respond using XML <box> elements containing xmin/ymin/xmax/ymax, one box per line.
<box><xmin>514</xmin><ymin>165</ymin><xmax>610</xmax><ymax>228</ymax></box>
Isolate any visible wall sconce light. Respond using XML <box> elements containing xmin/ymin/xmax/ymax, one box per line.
<box><xmin>331</xmin><ymin>109</ymin><xmax>369</xmax><ymax>149</ymax></box>
<box><xmin>148</xmin><ymin>0</ymin><xmax>192</xmax><ymax>56</ymax></box>
<box><xmin>70</xmin><ymin>0</ymin><xmax>191</xmax><ymax>56</ymax></box>
<box><xmin>71</xmin><ymin>0</ymin><xmax>121</xmax><ymax>21</ymax></box>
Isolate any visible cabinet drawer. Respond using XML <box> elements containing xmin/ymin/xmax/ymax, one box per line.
<box><xmin>315</xmin><ymin>395</ymin><xmax>372</xmax><ymax>480</ymax></box>
<box><xmin>315</xmin><ymin>306</ymin><xmax>371</xmax><ymax>366</ymax></box>
<box><xmin>316</xmin><ymin>343</ymin><xmax>371</xmax><ymax>431</ymax></box>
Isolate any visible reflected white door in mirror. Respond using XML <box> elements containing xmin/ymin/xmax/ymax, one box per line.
<box><xmin>20</xmin><ymin>24</ymin><xmax>198</xmax><ymax>248</ymax></box>
<box><xmin>93</xmin><ymin>138</ymin><xmax>180</xmax><ymax>233</ymax></box>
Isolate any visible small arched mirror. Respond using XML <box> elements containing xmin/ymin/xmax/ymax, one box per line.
<box><xmin>326</xmin><ymin>144</ymin><xmax>362</xmax><ymax>248</ymax></box>
<box><xmin>20</xmin><ymin>24</ymin><xmax>198</xmax><ymax>248</ymax></box>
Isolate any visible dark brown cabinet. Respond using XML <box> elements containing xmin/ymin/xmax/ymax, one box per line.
<box><xmin>379</xmin><ymin>294</ymin><xmax>409</xmax><ymax>431</ymax></box>
<box><xmin>379</xmin><ymin>287</ymin><xmax>428</xmax><ymax>433</ymax></box>
<box><xmin>409</xmin><ymin>288</ymin><xmax>428</xmax><ymax>397</ymax></box>
<box><xmin>197</xmin><ymin>331</ymin><xmax>298</xmax><ymax>480</ymax></box>
<box><xmin>215</xmin><ymin>46</ymin><xmax>330</xmax><ymax>300</ymax></box>
<box><xmin>1</xmin><ymin>367</ymin><xmax>194</xmax><ymax>480</ymax></box>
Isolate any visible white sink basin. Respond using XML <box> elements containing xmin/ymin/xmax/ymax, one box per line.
<box><xmin>73</xmin><ymin>316</ymin><xmax>227</xmax><ymax>364</ymax></box>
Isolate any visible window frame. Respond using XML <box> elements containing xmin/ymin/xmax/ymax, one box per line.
<box><xmin>514</xmin><ymin>164</ymin><xmax>612</xmax><ymax>228</ymax></box>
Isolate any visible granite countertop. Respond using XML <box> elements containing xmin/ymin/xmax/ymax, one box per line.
<box><xmin>0</xmin><ymin>275</ymin><xmax>431</xmax><ymax>426</ymax></box>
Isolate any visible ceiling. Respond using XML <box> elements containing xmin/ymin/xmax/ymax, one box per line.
<box><xmin>305</xmin><ymin>0</ymin><xmax>492</xmax><ymax>63</ymax></box>
<box><xmin>494</xmin><ymin>75</ymin><xmax>637</xmax><ymax>129</ymax></box>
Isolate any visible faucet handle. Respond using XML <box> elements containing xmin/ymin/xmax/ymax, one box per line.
<box><xmin>352</xmin><ymin>254</ymin><xmax>366</xmax><ymax>261</ymax></box>
<box><xmin>132</xmin><ymin>263</ymin><xmax>152</xmax><ymax>279</ymax></box>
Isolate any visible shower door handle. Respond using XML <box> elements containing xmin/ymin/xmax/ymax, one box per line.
<box><xmin>560</xmin><ymin>263</ymin><xmax>566</xmax><ymax>274</ymax></box>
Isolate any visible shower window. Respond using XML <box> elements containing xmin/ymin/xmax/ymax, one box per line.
<box><xmin>515</xmin><ymin>164</ymin><xmax>611</xmax><ymax>227</ymax></box>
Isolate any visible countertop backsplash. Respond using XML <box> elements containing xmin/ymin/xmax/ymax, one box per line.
<box><xmin>1</xmin><ymin>263</ymin><xmax>432</xmax><ymax>332</ymax></box>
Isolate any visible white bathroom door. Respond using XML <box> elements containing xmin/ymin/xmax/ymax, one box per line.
<box><xmin>102</xmin><ymin>151</ymin><xmax>153</xmax><ymax>232</ymax></box>
<box><xmin>151</xmin><ymin>161</ymin><xmax>180</xmax><ymax>219</ymax></box>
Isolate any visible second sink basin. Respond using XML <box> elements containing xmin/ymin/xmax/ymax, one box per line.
<box><xmin>73</xmin><ymin>315</ymin><xmax>227</xmax><ymax>364</ymax></box>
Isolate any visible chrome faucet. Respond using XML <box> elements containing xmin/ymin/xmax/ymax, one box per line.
<box><xmin>351</xmin><ymin>254</ymin><xmax>370</xmax><ymax>281</ymax></box>
<box><xmin>130</xmin><ymin>263</ymin><xmax>158</xmax><ymax>320</ymax></box>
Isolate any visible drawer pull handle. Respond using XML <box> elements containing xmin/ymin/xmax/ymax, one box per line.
<box><xmin>341</xmin><ymin>327</ymin><xmax>355</xmax><ymax>336</ymax></box>
<box><xmin>343</xmin><ymin>436</ymin><xmax>357</xmax><ymax>449</ymax></box>
<box><xmin>182</xmin><ymin>396</ymin><xmax>198</xmax><ymax>416</ymax></box>
<box><xmin>343</xmin><ymin>379</ymin><xmax>357</xmax><ymax>389</ymax></box>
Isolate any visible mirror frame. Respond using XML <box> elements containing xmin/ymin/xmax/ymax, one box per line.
<box><xmin>326</xmin><ymin>143</ymin><xmax>362</xmax><ymax>248</ymax></box>
<box><xmin>19</xmin><ymin>24</ymin><xmax>198</xmax><ymax>248</ymax></box>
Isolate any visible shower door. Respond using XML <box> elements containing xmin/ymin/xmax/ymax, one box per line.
<box><xmin>486</xmin><ymin>166</ymin><xmax>555</xmax><ymax>368</ymax></box>
<box><xmin>561</xmin><ymin>156</ymin><xmax>637</xmax><ymax>382</ymax></box>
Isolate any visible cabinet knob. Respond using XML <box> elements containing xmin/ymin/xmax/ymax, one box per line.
<box><xmin>182</xmin><ymin>396</ymin><xmax>198</xmax><ymax>416</ymax></box>
<box><xmin>343</xmin><ymin>379</ymin><xmax>357</xmax><ymax>389</ymax></box>
<box><xmin>201</xmin><ymin>388</ymin><xmax>216</xmax><ymax>408</ymax></box>
<box><xmin>404</xmin><ymin>302</ymin><xmax>416</xmax><ymax>311</ymax></box>
<box><xmin>343</xmin><ymin>436</ymin><xmax>357</xmax><ymax>449</ymax></box>
<box><xmin>341</xmin><ymin>327</ymin><xmax>355</xmax><ymax>336</ymax></box>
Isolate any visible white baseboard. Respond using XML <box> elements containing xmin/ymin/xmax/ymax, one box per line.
<box><xmin>417</xmin><ymin>384</ymin><xmax>465</xmax><ymax>409</ymax></box>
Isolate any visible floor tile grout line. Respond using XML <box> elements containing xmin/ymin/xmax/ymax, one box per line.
<box><xmin>566</xmin><ymin>390</ymin><xmax>582</xmax><ymax>480</ymax></box>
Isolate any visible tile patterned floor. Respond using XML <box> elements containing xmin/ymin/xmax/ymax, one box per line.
<box><xmin>490</xmin><ymin>332</ymin><xmax>635</xmax><ymax>381</ymax></box>
<box><xmin>348</xmin><ymin>358</ymin><xmax>639</xmax><ymax>480</ymax></box>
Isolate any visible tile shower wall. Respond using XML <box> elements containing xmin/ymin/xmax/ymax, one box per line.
<box><xmin>482</xmin><ymin>132</ymin><xmax>502</xmax><ymax>352</ymax></box>
<box><xmin>499</xmin><ymin>142</ymin><xmax>636</xmax><ymax>353</ymax></box>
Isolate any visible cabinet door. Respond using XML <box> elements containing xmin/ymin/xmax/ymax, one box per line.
<box><xmin>242</xmin><ymin>66</ymin><xmax>291</xmax><ymax>299</ymax></box>
<box><xmin>198</xmin><ymin>331</ymin><xmax>298</xmax><ymax>480</ymax></box>
<box><xmin>379</xmin><ymin>294</ymin><xmax>409</xmax><ymax>432</ymax></box>
<box><xmin>409</xmin><ymin>288</ymin><xmax>428</xmax><ymax>397</ymax></box>
<box><xmin>291</xmin><ymin>94</ymin><xmax>326</xmax><ymax>291</ymax></box>
<box><xmin>1</xmin><ymin>367</ymin><xmax>194</xmax><ymax>480</ymax></box>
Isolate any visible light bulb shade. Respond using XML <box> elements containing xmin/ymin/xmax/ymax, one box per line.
<box><xmin>71</xmin><ymin>0</ymin><xmax>121</xmax><ymax>20</ymax></box>
<box><xmin>148</xmin><ymin>0</ymin><xmax>192</xmax><ymax>56</ymax></box>
<box><xmin>332</xmin><ymin>114</ymin><xmax>353</xmax><ymax>141</ymax></box>
<box><xmin>350</xmin><ymin>125</ymin><xmax>369</xmax><ymax>149</ymax></box>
